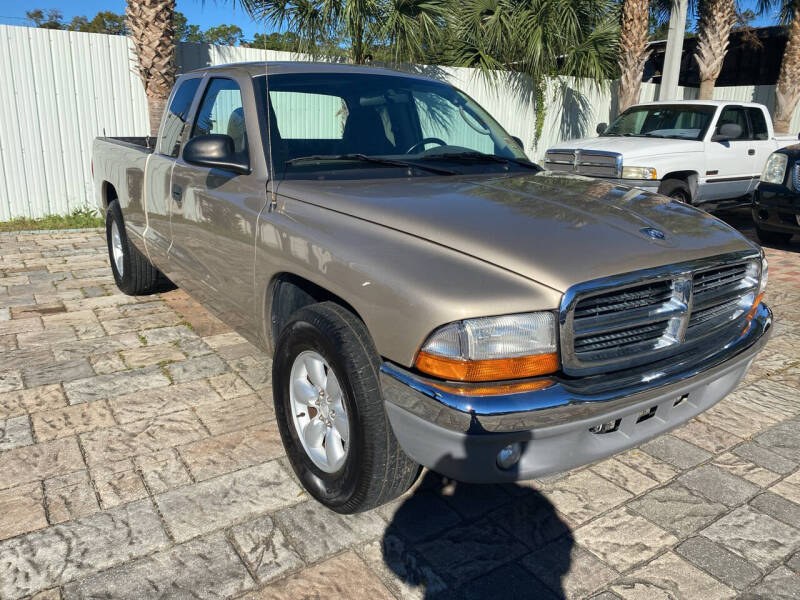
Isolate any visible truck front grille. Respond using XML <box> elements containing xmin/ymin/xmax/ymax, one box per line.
<box><xmin>544</xmin><ymin>149</ymin><xmax>621</xmax><ymax>178</ymax></box>
<box><xmin>560</xmin><ymin>253</ymin><xmax>761</xmax><ymax>375</ymax></box>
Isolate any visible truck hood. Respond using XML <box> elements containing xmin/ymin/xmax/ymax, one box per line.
<box><xmin>280</xmin><ymin>172</ymin><xmax>754</xmax><ymax>293</ymax></box>
<box><xmin>549</xmin><ymin>136</ymin><xmax>703</xmax><ymax>160</ymax></box>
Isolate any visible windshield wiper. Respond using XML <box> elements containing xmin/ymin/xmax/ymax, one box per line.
<box><xmin>284</xmin><ymin>154</ymin><xmax>456</xmax><ymax>175</ymax></box>
<box><xmin>419</xmin><ymin>152</ymin><xmax>541</xmax><ymax>170</ymax></box>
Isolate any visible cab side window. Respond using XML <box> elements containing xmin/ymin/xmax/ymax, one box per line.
<box><xmin>715</xmin><ymin>107</ymin><xmax>751</xmax><ymax>141</ymax></box>
<box><xmin>158</xmin><ymin>78</ymin><xmax>201</xmax><ymax>157</ymax></box>
<box><xmin>747</xmin><ymin>108</ymin><xmax>769</xmax><ymax>141</ymax></box>
<box><xmin>191</xmin><ymin>78</ymin><xmax>247</xmax><ymax>154</ymax></box>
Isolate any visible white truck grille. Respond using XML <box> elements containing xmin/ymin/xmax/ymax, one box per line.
<box><xmin>559</xmin><ymin>253</ymin><xmax>761</xmax><ymax>376</ymax></box>
<box><xmin>545</xmin><ymin>149</ymin><xmax>622</xmax><ymax>178</ymax></box>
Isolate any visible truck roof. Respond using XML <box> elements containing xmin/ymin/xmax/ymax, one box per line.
<box><xmin>633</xmin><ymin>99</ymin><xmax>766</xmax><ymax>109</ymax></box>
<box><xmin>186</xmin><ymin>61</ymin><xmax>435</xmax><ymax>82</ymax></box>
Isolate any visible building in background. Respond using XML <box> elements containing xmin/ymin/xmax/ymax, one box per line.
<box><xmin>645</xmin><ymin>26</ymin><xmax>787</xmax><ymax>88</ymax></box>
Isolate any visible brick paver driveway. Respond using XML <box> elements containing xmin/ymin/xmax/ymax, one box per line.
<box><xmin>1</xmin><ymin>216</ymin><xmax>799</xmax><ymax>599</ymax></box>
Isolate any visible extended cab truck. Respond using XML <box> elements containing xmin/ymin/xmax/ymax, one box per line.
<box><xmin>546</xmin><ymin>100</ymin><xmax>796</xmax><ymax>205</ymax></box>
<box><xmin>93</xmin><ymin>63</ymin><xmax>772</xmax><ymax>513</ymax></box>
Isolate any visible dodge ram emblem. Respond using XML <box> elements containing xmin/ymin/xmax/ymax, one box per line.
<box><xmin>641</xmin><ymin>227</ymin><xmax>666</xmax><ymax>240</ymax></box>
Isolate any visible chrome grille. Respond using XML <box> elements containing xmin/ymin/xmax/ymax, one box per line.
<box><xmin>560</xmin><ymin>253</ymin><xmax>761</xmax><ymax>376</ymax></box>
<box><xmin>544</xmin><ymin>149</ymin><xmax>622</xmax><ymax>178</ymax></box>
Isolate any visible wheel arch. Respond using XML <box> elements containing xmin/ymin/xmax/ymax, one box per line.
<box><xmin>659</xmin><ymin>171</ymin><xmax>699</xmax><ymax>202</ymax></box>
<box><xmin>101</xmin><ymin>181</ymin><xmax>118</xmax><ymax>211</ymax></box>
<box><xmin>264</xmin><ymin>273</ymin><xmax>366</xmax><ymax>354</ymax></box>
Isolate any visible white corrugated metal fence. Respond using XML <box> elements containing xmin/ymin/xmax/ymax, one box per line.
<box><xmin>1</xmin><ymin>24</ymin><xmax>798</xmax><ymax>220</ymax></box>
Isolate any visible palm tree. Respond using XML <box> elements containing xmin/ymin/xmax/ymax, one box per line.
<box><xmin>126</xmin><ymin>0</ymin><xmax>177</xmax><ymax>136</ymax></box>
<box><xmin>240</xmin><ymin>0</ymin><xmax>446</xmax><ymax>64</ymax></box>
<box><xmin>448</xmin><ymin>0</ymin><xmax>619</xmax><ymax>140</ymax></box>
<box><xmin>381</xmin><ymin>0</ymin><xmax>449</xmax><ymax>63</ymax></box>
<box><xmin>618</xmin><ymin>0</ymin><xmax>651</xmax><ymax>112</ymax></box>
<box><xmin>693</xmin><ymin>0</ymin><xmax>738</xmax><ymax>99</ymax></box>
<box><xmin>760</xmin><ymin>0</ymin><xmax>800</xmax><ymax>133</ymax></box>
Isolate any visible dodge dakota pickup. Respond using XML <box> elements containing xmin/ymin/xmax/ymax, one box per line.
<box><xmin>546</xmin><ymin>100</ymin><xmax>796</xmax><ymax>205</ymax></box>
<box><xmin>93</xmin><ymin>63</ymin><xmax>771</xmax><ymax>513</ymax></box>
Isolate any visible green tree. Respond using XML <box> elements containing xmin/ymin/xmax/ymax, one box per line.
<box><xmin>249</xmin><ymin>31</ymin><xmax>301</xmax><ymax>49</ymax></box>
<box><xmin>204</xmin><ymin>23</ymin><xmax>246</xmax><ymax>45</ymax></box>
<box><xmin>448</xmin><ymin>0</ymin><xmax>619</xmax><ymax>140</ymax></box>
<box><xmin>173</xmin><ymin>11</ymin><xmax>205</xmax><ymax>42</ymax></box>
<box><xmin>68</xmin><ymin>11</ymin><xmax>128</xmax><ymax>34</ymax></box>
<box><xmin>26</xmin><ymin>9</ymin><xmax>64</xmax><ymax>29</ymax></box>
<box><xmin>237</xmin><ymin>0</ymin><xmax>447</xmax><ymax>63</ymax></box>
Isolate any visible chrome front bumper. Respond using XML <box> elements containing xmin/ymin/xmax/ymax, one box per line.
<box><xmin>380</xmin><ymin>303</ymin><xmax>771</xmax><ymax>482</ymax></box>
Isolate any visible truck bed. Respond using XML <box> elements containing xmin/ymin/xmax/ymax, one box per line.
<box><xmin>96</xmin><ymin>136</ymin><xmax>156</xmax><ymax>152</ymax></box>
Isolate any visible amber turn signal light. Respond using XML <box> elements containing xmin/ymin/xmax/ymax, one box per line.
<box><xmin>742</xmin><ymin>292</ymin><xmax>764</xmax><ymax>334</ymax></box>
<box><xmin>415</xmin><ymin>351</ymin><xmax>559</xmax><ymax>382</ymax></box>
<box><xmin>429</xmin><ymin>378</ymin><xmax>555</xmax><ymax>396</ymax></box>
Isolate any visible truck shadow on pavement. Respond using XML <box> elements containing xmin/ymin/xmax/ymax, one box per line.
<box><xmin>381</xmin><ymin>457</ymin><xmax>574</xmax><ymax>599</ymax></box>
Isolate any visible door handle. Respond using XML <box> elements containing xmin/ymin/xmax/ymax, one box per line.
<box><xmin>747</xmin><ymin>148</ymin><xmax>755</xmax><ymax>156</ymax></box>
<box><xmin>171</xmin><ymin>184</ymin><xmax>183</xmax><ymax>206</ymax></box>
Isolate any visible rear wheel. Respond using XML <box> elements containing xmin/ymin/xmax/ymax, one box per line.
<box><xmin>272</xmin><ymin>302</ymin><xmax>419</xmax><ymax>513</ymax></box>
<box><xmin>659</xmin><ymin>178</ymin><xmax>692</xmax><ymax>204</ymax></box>
<box><xmin>106</xmin><ymin>200</ymin><xmax>173</xmax><ymax>295</ymax></box>
<box><xmin>755</xmin><ymin>224</ymin><xmax>793</xmax><ymax>245</ymax></box>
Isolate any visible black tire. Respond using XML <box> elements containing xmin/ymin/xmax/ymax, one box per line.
<box><xmin>659</xmin><ymin>178</ymin><xmax>692</xmax><ymax>204</ymax></box>
<box><xmin>755</xmin><ymin>224</ymin><xmax>793</xmax><ymax>245</ymax></box>
<box><xmin>272</xmin><ymin>302</ymin><xmax>419</xmax><ymax>513</ymax></box>
<box><xmin>106</xmin><ymin>200</ymin><xmax>173</xmax><ymax>295</ymax></box>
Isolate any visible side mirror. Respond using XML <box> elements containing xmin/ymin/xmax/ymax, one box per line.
<box><xmin>596</xmin><ymin>122</ymin><xmax>608</xmax><ymax>135</ymax></box>
<box><xmin>712</xmin><ymin>123</ymin><xmax>742</xmax><ymax>142</ymax></box>
<box><xmin>183</xmin><ymin>134</ymin><xmax>250</xmax><ymax>174</ymax></box>
<box><xmin>511</xmin><ymin>136</ymin><xmax>524</xmax><ymax>149</ymax></box>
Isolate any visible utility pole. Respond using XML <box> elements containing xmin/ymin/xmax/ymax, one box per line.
<box><xmin>659</xmin><ymin>0</ymin><xmax>688</xmax><ymax>101</ymax></box>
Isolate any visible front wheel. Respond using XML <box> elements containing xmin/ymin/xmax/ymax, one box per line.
<box><xmin>658</xmin><ymin>178</ymin><xmax>692</xmax><ymax>204</ymax></box>
<box><xmin>272</xmin><ymin>302</ymin><xmax>419</xmax><ymax>513</ymax></box>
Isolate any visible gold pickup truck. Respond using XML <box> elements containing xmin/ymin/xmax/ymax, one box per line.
<box><xmin>93</xmin><ymin>62</ymin><xmax>771</xmax><ymax>513</ymax></box>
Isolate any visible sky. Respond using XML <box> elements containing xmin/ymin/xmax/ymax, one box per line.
<box><xmin>0</xmin><ymin>0</ymin><xmax>273</xmax><ymax>39</ymax></box>
<box><xmin>0</xmin><ymin>0</ymin><xmax>781</xmax><ymax>42</ymax></box>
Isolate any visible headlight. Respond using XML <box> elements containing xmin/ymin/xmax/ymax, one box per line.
<box><xmin>759</xmin><ymin>254</ymin><xmax>768</xmax><ymax>294</ymax></box>
<box><xmin>761</xmin><ymin>153</ymin><xmax>788</xmax><ymax>185</ymax></box>
<box><xmin>622</xmin><ymin>166</ymin><xmax>657</xmax><ymax>180</ymax></box>
<box><xmin>415</xmin><ymin>312</ymin><xmax>558</xmax><ymax>381</ymax></box>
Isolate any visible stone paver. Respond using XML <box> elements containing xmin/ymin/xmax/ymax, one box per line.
<box><xmin>701</xmin><ymin>504</ymin><xmax>800</xmax><ymax>570</ymax></box>
<box><xmin>155</xmin><ymin>461</ymin><xmax>302</xmax><ymax>542</ymax></box>
<box><xmin>676</xmin><ymin>536</ymin><xmax>762</xmax><ymax>590</ymax></box>
<box><xmin>573</xmin><ymin>507</ymin><xmax>678</xmax><ymax>572</ymax></box>
<box><xmin>0</xmin><ymin>227</ymin><xmax>798</xmax><ymax>599</ymax></box>
<box><xmin>0</xmin><ymin>499</ymin><xmax>169</xmax><ymax>599</ymax></box>
<box><xmin>0</xmin><ymin>414</ymin><xmax>33</xmax><ymax>450</ymax></box>
<box><xmin>0</xmin><ymin>482</ymin><xmax>48</xmax><ymax>541</ymax></box>
<box><xmin>62</xmin><ymin>531</ymin><xmax>254</xmax><ymax>600</ymax></box>
<box><xmin>611</xmin><ymin>552</ymin><xmax>736</xmax><ymax>600</ymax></box>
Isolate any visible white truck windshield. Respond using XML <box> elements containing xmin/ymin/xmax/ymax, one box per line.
<box><xmin>603</xmin><ymin>105</ymin><xmax>717</xmax><ymax>141</ymax></box>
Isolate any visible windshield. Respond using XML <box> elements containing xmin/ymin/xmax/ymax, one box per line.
<box><xmin>254</xmin><ymin>73</ymin><xmax>534</xmax><ymax>179</ymax></box>
<box><xmin>602</xmin><ymin>104</ymin><xmax>716</xmax><ymax>141</ymax></box>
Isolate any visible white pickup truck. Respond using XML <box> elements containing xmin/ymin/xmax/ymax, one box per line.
<box><xmin>546</xmin><ymin>100</ymin><xmax>797</xmax><ymax>204</ymax></box>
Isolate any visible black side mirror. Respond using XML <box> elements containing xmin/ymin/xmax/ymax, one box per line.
<box><xmin>596</xmin><ymin>122</ymin><xmax>608</xmax><ymax>135</ymax></box>
<box><xmin>711</xmin><ymin>123</ymin><xmax>742</xmax><ymax>142</ymax></box>
<box><xmin>183</xmin><ymin>134</ymin><xmax>250</xmax><ymax>174</ymax></box>
<box><xmin>511</xmin><ymin>136</ymin><xmax>524</xmax><ymax>149</ymax></box>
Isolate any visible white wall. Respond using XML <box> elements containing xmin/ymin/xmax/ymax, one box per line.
<box><xmin>1</xmin><ymin>23</ymin><xmax>798</xmax><ymax>220</ymax></box>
